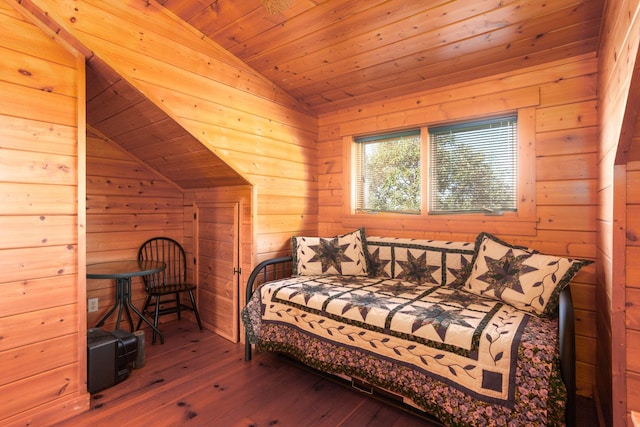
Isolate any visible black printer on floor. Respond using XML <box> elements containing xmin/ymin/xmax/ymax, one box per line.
<box><xmin>87</xmin><ymin>328</ymin><xmax>138</xmax><ymax>394</ymax></box>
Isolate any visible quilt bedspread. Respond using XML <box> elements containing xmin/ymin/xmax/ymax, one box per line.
<box><xmin>243</xmin><ymin>274</ymin><xmax>566</xmax><ymax>426</ymax></box>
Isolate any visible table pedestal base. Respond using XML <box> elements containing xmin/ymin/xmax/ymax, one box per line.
<box><xmin>96</xmin><ymin>277</ymin><xmax>164</xmax><ymax>344</ymax></box>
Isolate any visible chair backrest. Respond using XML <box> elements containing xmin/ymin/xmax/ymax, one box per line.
<box><xmin>138</xmin><ymin>237</ymin><xmax>187</xmax><ymax>290</ymax></box>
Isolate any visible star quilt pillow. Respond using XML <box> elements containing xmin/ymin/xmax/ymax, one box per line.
<box><xmin>464</xmin><ymin>232</ymin><xmax>592</xmax><ymax>317</ymax></box>
<box><xmin>292</xmin><ymin>228</ymin><xmax>369</xmax><ymax>276</ymax></box>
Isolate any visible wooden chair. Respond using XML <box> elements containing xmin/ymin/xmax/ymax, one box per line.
<box><xmin>137</xmin><ymin>237</ymin><xmax>203</xmax><ymax>343</ymax></box>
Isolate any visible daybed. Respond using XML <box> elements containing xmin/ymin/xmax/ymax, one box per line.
<box><xmin>242</xmin><ymin>230</ymin><xmax>591</xmax><ymax>426</ymax></box>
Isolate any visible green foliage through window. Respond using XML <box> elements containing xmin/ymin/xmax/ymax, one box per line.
<box><xmin>354</xmin><ymin>115</ymin><xmax>517</xmax><ymax>215</ymax></box>
<box><xmin>355</xmin><ymin>131</ymin><xmax>421</xmax><ymax>213</ymax></box>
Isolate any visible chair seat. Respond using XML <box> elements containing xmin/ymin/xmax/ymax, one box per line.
<box><xmin>147</xmin><ymin>283</ymin><xmax>197</xmax><ymax>296</ymax></box>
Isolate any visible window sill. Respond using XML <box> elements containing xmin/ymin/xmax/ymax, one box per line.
<box><xmin>341</xmin><ymin>213</ymin><xmax>538</xmax><ymax>237</ymax></box>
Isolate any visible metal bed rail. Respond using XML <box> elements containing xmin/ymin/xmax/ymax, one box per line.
<box><xmin>559</xmin><ymin>285</ymin><xmax>576</xmax><ymax>427</ymax></box>
<box><xmin>244</xmin><ymin>256</ymin><xmax>293</xmax><ymax>361</ymax></box>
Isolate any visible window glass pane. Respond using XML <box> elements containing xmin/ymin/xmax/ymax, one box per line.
<box><xmin>355</xmin><ymin>131</ymin><xmax>421</xmax><ymax>213</ymax></box>
<box><xmin>429</xmin><ymin>116</ymin><xmax>517</xmax><ymax>214</ymax></box>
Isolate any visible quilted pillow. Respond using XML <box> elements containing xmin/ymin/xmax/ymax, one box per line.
<box><xmin>292</xmin><ymin>228</ymin><xmax>369</xmax><ymax>276</ymax></box>
<box><xmin>366</xmin><ymin>237</ymin><xmax>475</xmax><ymax>286</ymax></box>
<box><xmin>464</xmin><ymin>232</ymin><xmax>592</xmax><ymax>317</ymax></box>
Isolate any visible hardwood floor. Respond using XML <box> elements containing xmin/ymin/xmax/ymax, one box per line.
<box><xmin>56</xmin><ymin>321</ymin><xmax>433</xmax><ymax>427</ymax></box>
<box><xmin>56</xmin><ymin>321</ymin><xmax>597</xmax><ymax>427</ymax></box>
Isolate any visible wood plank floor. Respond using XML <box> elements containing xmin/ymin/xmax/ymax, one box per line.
<box><xmin>56</xmin><ymin>321</ymin><xmax>598</xmax><ymax>427</ymax></box>
<box><xmin>56</xmin><ymin>321</ymin><xmax>434</xmax><ymax>427</ymax></box>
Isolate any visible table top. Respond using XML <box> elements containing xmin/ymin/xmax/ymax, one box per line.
<box><xmin>86</xmin><ymin>260</ymin><xmax>166</xmax><ymax>279</ymax></box>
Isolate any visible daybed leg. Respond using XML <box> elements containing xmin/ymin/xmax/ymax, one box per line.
<box><xmin>559</xmin><ymin>286</ymin><xmax>576</xmax><ymax>427</ymax></box>
<box><xmin>245</xmin><ymin>337</ymin><xmax>252</xmax><ymax>361</ymax></box>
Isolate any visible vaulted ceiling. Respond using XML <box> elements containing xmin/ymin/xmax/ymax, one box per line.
<box><xmin>81</xmin><ymin>0</ymin><xmax>604</xmax><ymax>189</ymax></box>
<box><xmin>159</xmin><ymin>0</ymin><xmax>604</xmax><ymax>115</ymax></box>
<box><xmin>86</xmin><ymin>57</ymin><xmax>250</xmax><ymax>189</ymax></box>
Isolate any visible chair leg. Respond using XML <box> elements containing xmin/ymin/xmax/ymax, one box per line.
<box><xmin>153</xmin><ymin>296</ymin><xmax>161</xmax><ymax>344</ymax></box>
<box><xmin>175</xmin><ymin>293</ymin><xmax>182</xmax><ymax>320</ymax></box>
<box><xmin>188</xmin><ymin>290</ymin><xmax>204</xmax><ymax>331</ymax></box>
<box><xmin>138</xmin><ymin>291</ymin><xmax>202</xmax><ymax>343</ymax></box>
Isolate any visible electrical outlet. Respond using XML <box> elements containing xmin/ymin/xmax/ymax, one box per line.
<box><xmin>88</xmin><ymin>298</ymin><xmax>99</xmax><ymax>313</ymax></box>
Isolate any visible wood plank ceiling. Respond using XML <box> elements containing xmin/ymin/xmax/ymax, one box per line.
<box><xmin>160</xmin><ymin>0</ymin><xmax>604</xmax><ymax>115</ymax></box>
<box><xmin>86</xmin><ymin>57</ymin><xmax>250</xmax><ymax>189</ymax></box>
<box><xmin>86</xmin><ymin>0</ymin><xmax>604</xmax><ymax>189</ymax></box>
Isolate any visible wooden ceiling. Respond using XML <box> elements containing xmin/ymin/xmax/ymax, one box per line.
<box><xmin>159</xmin><ymin>0</ymin><xmax>604</xmax><ymax>115</ymax></box>
<box><xmin>86</xmin><ymin>57</ymin><xmax>250</xmax><ymax>189</ymax></box>
<box><xmin>84</xmin><ymin>0</ymin><xmax>605</xmax><ymax>189</ymax></box>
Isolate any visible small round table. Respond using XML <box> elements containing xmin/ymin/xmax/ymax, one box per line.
<box><xmin>87</xmin><ymin>260</ymin><xmax>166</xmax><ymax>344</ymax></box>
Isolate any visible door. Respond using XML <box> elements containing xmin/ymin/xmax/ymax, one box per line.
<box><xmin>195</xmin><ymin>202</ymin><xmax>240</xmax><ymax>342</ymax></box>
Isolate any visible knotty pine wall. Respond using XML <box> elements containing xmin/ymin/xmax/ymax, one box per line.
<box><xmin>597</xmin><ymin>0</ymin><xmax>640</xmax><ymax>425</ymax></box>
<box><xmin>5</xmin><ymin>0</ymin><xmax>624</xmax><ymax>423</ymax></box>
<box><xmin>17</xmin><ymin>0</ymin><xmax>319</xmax><ymax>346</ymax></box>
<box><xmin>0</xmin><ymin>2</ymin><xmax>89</xmax><ymax>425</ymax></box>
<box><xmin>317</xmin><ymin>53</ymin><xmax>598</xmax><ymax>397</ymax></box>
<box><xmin>85</xmin><ymin>131</ymin><xmax>185</xmax><ymax>330</ymax></box>
<box><xmin>627</xmin><ymin>156</ymin><xmax>640</xmax><ymax>424</ymax></box>
<box><xmin>624</xmin><ymin>61</ymin><xmax>640</xmax><ymax>423</ymax></box>
<box><xmin>24</xmin><ymin>0</ymin><xmax>320</xmax><ymax>275</ymax></box>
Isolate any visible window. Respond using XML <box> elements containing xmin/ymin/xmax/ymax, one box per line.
<box><xmin>429</xmin><ymin>116</ymin><xmax>517</xmax><ymax>214</ymax></box>
<box><xmin>354</xmin><ymin>130</ymin><xmax>422</xmax><ymax>214</ymax></box>
<box><xmin>353</xmin><ymin>115</ymin><xmax>518</xmax><ymax>215</ymax></box>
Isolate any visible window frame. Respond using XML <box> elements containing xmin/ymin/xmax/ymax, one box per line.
<box><xmin>343</xmin><ymin>108</ymin><xmax>536</xmax><ymax>235</ymax></box>
<box><xmin>353</xmin><ymin>129</ymin><xmax>423</xmax><ymax>215</ymax></box>
<box><xmin>428</xmin><ymin>115</ymin><xmax>519</xmax><ymax>215</ymax></box>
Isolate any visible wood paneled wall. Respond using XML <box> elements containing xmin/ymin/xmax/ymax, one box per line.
<box><xmin>86</xmin><ymin>131</ymin><xmax>185</xmax><ymax>330</ymax></box>
<box><xmin>0</xmin><ymin>1</ymin><xmax>90</xmax><ymax>424</ymax></box>
<box><xmin>627</xmin><ymin>157</ymin><xmax>640</xmax><ymax>423</ymax></box>
<box><xmin>23</xmin><ymin>0</ymin><xmax>320</xmax><ymax>270</ymax></box>
<box><xmin>7</xmin><ymin>0</ymin><xmax>632</xmax><ymax>423</ymax></box>
<box><xmin>625</xmin><ymin>49</ymin><xmax>640</xmax><ymax>423</ymax></box>
<box><xmin>317</xmin><ymin>54</ymin><xmax>598</xmax><ymax>397</ymax></box>
<box><xmin>597</xmin><ymin>0</ymin><xmax>640</xmax><ymax>425</ymax></box>
<box><xmin>26</xmin><ymin>0</ymin><xmax>318</xmax><ymax>338</ymax></box>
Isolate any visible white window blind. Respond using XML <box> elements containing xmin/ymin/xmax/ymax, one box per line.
<box><xmin>429</xmin><ymin>116</ymin><xmax>517</xmax><ymax>214</ymax></box>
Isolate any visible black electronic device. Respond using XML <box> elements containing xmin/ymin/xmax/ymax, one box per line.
<box><xmin>87</xmin><ymin>328</ymin><xmax>138</xmax><ymax>393</ymax></box>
